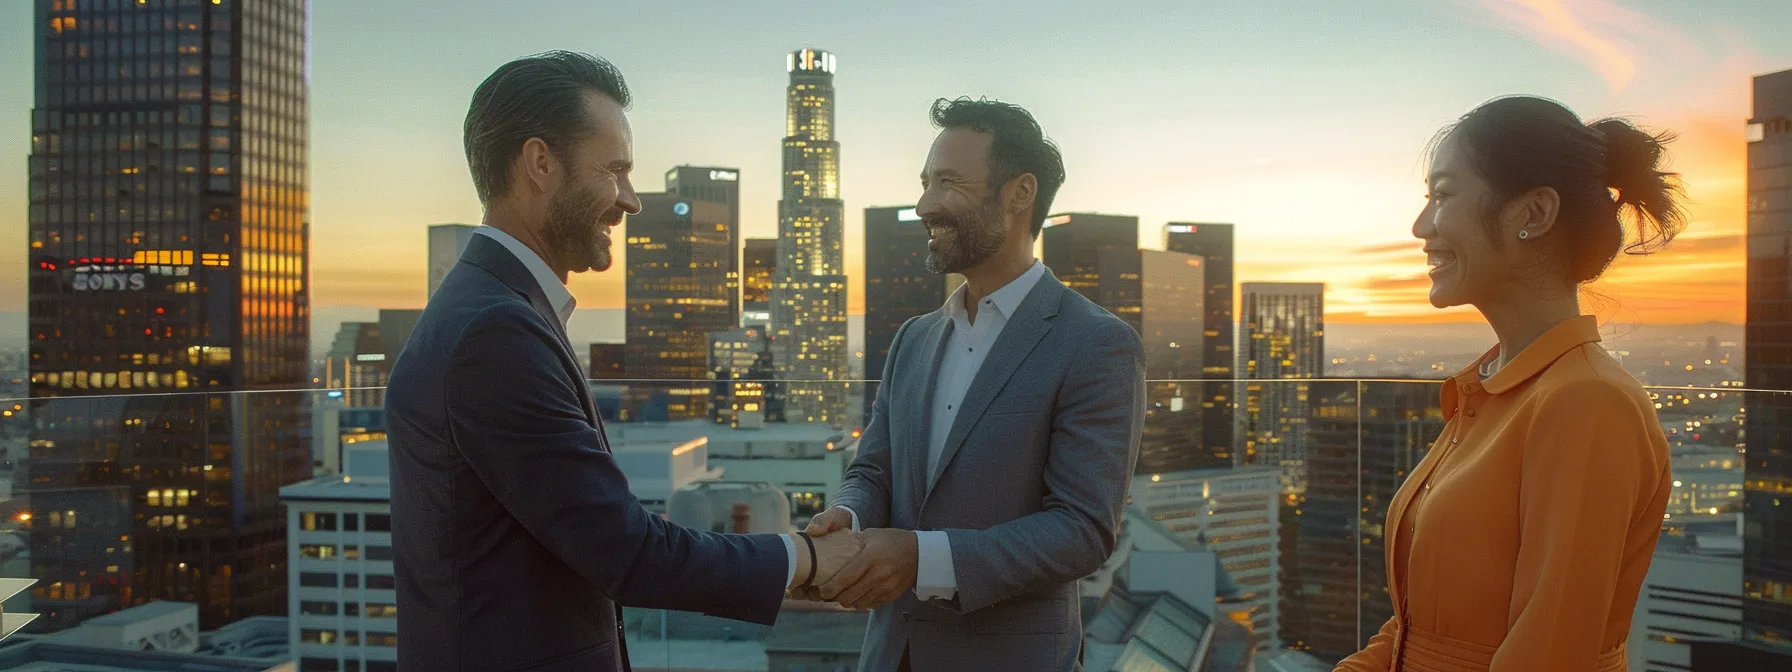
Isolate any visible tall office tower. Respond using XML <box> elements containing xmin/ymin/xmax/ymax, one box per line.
<box><xmin>863</xmin><ymin>205</ymin><xmax>945</xmax><ymax>421</ymax></box>
<box><xmin>281</xmin><ymin>445</ymin><xmax>398</xmax><ymax>672</ymax></box>
<box><xmin>324</xmin><ymin>322</ymin><xmax>386</xmax><ymax>408</ymax></box>
<box><xmin>1041</xmin><ymin>213</ymin><xmax>1142</xmax><ymax>332</ymax></box>
<box><xmin>1136</xmin><ymin>251</ymin><xmax>1208</xmax><ymax>474</ymax></box>
<box><xmin>625</xmin><ymin>192</ymin><xmax>735</xmax><ymax>421</ymax></box>
<box><xmin>1743</xmin><ymin>67</ymin><xmax>1792</xmax><ymax>657</ymax></box>
<box><xmin>24</xmin><ymin>0</ymin><xmax>311</xmax><ymax>630</ymax></box>
<box><xmin>1292</xmin><ymin>382</ymin><xmax>1442</xmax><ymax>662</ymax></box>
<box><xmin>1238</xmin><ymin>283</ymin><xmax>1325</xmax><ymax>492</ymax></box>
<box><xmin>742</xmin><ymin>238</ymin><xmax>777</xmax><ymax>326</ymax></box>
<box><xmin>772</xmin><ymin>48</ymin><xmax>848</xmax><ymax>425</ymax></box>
<box><xmin>426</xmin><ymin>224</ymin><xmax>476</xmax><ymax>300</ymax></box>
<box><xmin>1166</xmin><ymin>223</ymin><xmax>1237</xmax><ymax>464</ymax></box>
<box><xmin>666</xmin><ymin>166</ymin><xmax>741</xmax><ymax>325</ymax></box>
<box><xmin>1131</xmin><ymin>467</ymin><xmax>1282</xmax><ymax>651</ymax></box>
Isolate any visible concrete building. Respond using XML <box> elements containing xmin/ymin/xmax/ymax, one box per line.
<box><xmin>0</xmin><ymin>601</ymin><xmax>290</xmax><ymax>671</ymax></box>
<box><xmin>611</xmin><ymin>438</ymin><xmax>723</xmax><ymax>515</ymax></box>
<box><xmin>605</xmin><ymin>420</ymin><xmax>855</xmax><ymax>527</ymax></box>
<box><xmin>278</xmin><ymin>447</ymin><xmax>397</xmax><ymax>671</ymax></box>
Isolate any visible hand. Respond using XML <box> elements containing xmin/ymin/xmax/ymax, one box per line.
<box><xmin>819</xmin><ymin>528</ymin><xmax>917</xmax><ymax>611</ymax></box>
<box><xmin>787</xmin><ymin>530</ymin><xmax>863</xmax><ymax>591</ymax></box>
<box><xmin>805</xmin><ymin>507</ymin><xmax>855</xmax><ymax>537</ymax></box>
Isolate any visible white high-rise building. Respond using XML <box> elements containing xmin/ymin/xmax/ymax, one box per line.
<box><xmin>281</xmin><ymin>444</ymin><xmax>399</xmax><ymax>672</ymax></box>
<box><xmin>1627</xmin><ymin>517</ymin><xmax>1744</xmax><ymax>672</ymax></box>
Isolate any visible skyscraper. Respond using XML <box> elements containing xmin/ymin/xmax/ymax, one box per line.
<box><xmin>742</xmin><ymin>238</ymin><xmax>777</xmax><ymax>326</ymax></box>
<box><xmin>1238</xmin><ymin>283</ymin><xmax>1325</xmax><ymax>491</ymax></box>
<box><xmin>1743</xmin><ymin>67</ymin><xmax>1792</xmax><ymax>654</ymax></box>
<box><xmin>325</xmin><ymin>322</ymin><xmax>385</xmax><ymax>408</ymax></box>
<box><xmin>426</xmin><ymin>223</ymin><xmax>476</xmax><ymax>300</ymax></box>
<box><xmin>1042</xmin><ymin>213</ymin><xmax>1141</xmax><ymax>332</ymax></box>
<box><xmin>625</xmin><ymin>191</ymin><xmax>735</xmax><ymax>421</ymax></box>
<box><xmin>25</xmin><ymin>0</ymin><xmax>311</xmax><ymax>629</ymax></box>
<box><xmin>1292</xmin><ymin>382</ymin><xmax>1442</xmax><ymax>662</ymax></box>
<box><xmin>1167</xmin><ymin>223</ymin><xmax>1237</xmax><ymax>465</ymax></box>
<box><xmin>772</xmin><ymin>48</ymin><xmax>848</xmax><ymax>425</ymax></box>
<box><xmin>1136</xmin><ymin>250</ymin><xmax>1208</xmax><ymax>474</ymax></box>
<box><xmin>863</xmin><ymin>205</ymin><xmax>944</xmax><ymax>384</ymax></box>
<box><xmin>666</xmin><ymin>166</ymin><xmax>742</xmax><ymax>325</ymax></box>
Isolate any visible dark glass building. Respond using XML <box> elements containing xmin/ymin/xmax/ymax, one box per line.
<box><xmin>742</xmin><ymin>237</ymin><xmax>777</xmax><ymax>326</ymax></box>
<box><xmin>1291</xmin><ymin>382</ymin><xmax>1442</xmax><ymax>661</ymax></box>
<box><xmin>772</xmin><ymin>48</ymin><xmax>847</xmax><ymax>425</ymax></box>
<box><xmin>625</xmin><ymin>192</ymin><xmax>735</xmax><ymax>421</ymax></box>
<box><xmin>25</xmin><ymin>0</ymin><xmax>311</xmax><ymax>630</ymax></box>
<box><xmin>1166</xmin><ymin>223</ymin><xmax>1236</xmax><ymax>465</ymax></box>
<box><xmin>1042</xmin><ymin>213</ymin><xmax>1141</xmax><ymax>333</ymax></box>
<box><xmin>863</xmin><ymin>205</ymin><xmax>943</xmax><ymax>404</ymax></box>
<box><xmin>1136</xmin><ymin>251</ymin><xmax>1207</xmax><ymax>474</ymax></box>
<box><xmin>666</xmin><ymin>166</ymin><xmax>741</xmax><ymax>326</ymax></box>
<box><xmin>588</xmin><ymin>343</ymin><xmax>625</xmax><ymax>380</ymax></box>
<box><xmin>1744</xmin><ymin>66</ymin><xmax>1792</xmax><ymax>654</ymax></box>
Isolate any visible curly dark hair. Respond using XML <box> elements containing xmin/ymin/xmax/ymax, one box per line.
<box><xmin>930</xmin><ymin>97</ymin><xmax>1066</xmax><ymax>237</ymax></box>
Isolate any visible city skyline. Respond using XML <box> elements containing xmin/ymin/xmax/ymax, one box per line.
<box><xmin>1</xmin><ymin>1</ymin><xmax>1789</xmax><ymax>329</ymax></box>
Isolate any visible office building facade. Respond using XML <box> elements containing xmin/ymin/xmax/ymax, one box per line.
<box><xmin>1744</xmin><ymin>67</ymin><xmax>1792</xmax><ymax>654</ymax></box>
<box><xmin>863</xmin><ymin>205</ymin><xmax>946</xmax><ymax>423</ymax></box>
<box><xmin>1166</xmin><ymin>223</ymin><xmax>1237</xmax><ymax>465</ymax></box>
<box><xmin>1137</xmin><ymin>250</ymin><xmax>1208</xmax><ymax>474</ymax></box>
<box><xmin>666</xmin><ymin>166</ymin><xmax>742</xmax><ymax>326</ymax></box>
<box><xmin>1130</xmin><ymin>467</ymin><xmax>1282</xmax><ymax>651</ymax></box>
<box><xmin>625</xmin><ymin>192</ymin><xmax>735</xmax><ymax>421</ymax></box>
<box><xmin>742</xmin><ymin>237</ymin><xmax>777</xmax><ymax>326</ymax></box>
<box><xmin>25</xmin><ymin>0</ymin><xmax>312</xmax><ymax>630</ymax></box>
<box><xmin>708</xmin><ymin>326</ymin><xmax>786</xmax><ymax>427</ymax></box>
<box><xmin>281</xmin><ymin>449</ymin><xmax>398</xmax><ymax>672</ymax></box>
<box><xmin>1238</xmin><ymin>283</ymin><xmax>1325</xmax><ymax>490</ymax></box>
<box><xmin>771</xmin><ymin>48</ymin><xmax>848</xmax><ymax>425</ymax></box>
<box><xmin>1042</xmin><ymin>212</ymin><xmax>1142</xmax><ymax>332</ymax></box>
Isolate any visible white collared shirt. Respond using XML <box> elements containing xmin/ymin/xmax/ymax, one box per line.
<box><xmin>472</xmin><ymin>225</ymin><xmax>799</xmax><ymax>587</ymax></box>
<box><xmin>473</xmin><ymin>226</ymin><xmax>577</xmax><ymax>327</ymax></box>
<box><xmin>844</xmin><ymin>260</ymin><xmax>1047</xmax><ymax>603</ymax></box>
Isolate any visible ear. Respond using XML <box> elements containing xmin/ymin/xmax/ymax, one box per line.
<box><xmin>1503</xmin><ymin>186</ymin><xmax>1560</xmax><ymax>241</ymax></box>
<box><xmin>1003</xmin><ymin>172</ymin><xmax>1037</xmax><ymax>221</ymax></box>
<box><xmin>517</xmin><ymin>137</ymin><xmax>560</xmax><ymax>196</ymax></box>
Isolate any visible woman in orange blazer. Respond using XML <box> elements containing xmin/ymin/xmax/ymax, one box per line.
<box><xmin>1335</xmin><ymin>96</ymin><xmax>1682</xmax><ymax>672</ymax></box>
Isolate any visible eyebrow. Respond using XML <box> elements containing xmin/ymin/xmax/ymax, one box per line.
<box><xmin>605</xmin><ymin>160</ymin><xmax>633</xmax><ymax>173</ymax></box>
<box><xmin>922</xmin><ymin>168</ymin><xmax>963</xmax><ymax>181</ymax></box>
<box><xmin>1426</xmin><ymin>171</ymin><xmax>1454</xmax><ymax>184</ymax></box>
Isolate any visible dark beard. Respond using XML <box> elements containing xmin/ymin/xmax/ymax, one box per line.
<box><xmin>541</xmin><ymin>182</ymin><xmax>620</xmax><ymax>273</ymax></box>
<box><xmin>924</xmin><ymin>195</ymin><xmax>1007</xmax><ymax>275</ymax></box>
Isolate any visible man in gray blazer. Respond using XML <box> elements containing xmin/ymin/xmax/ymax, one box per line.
<box><xmin>803</xmin><ymin>98</ymin><xmax>1146</xmax><ymax>671</ymax></box>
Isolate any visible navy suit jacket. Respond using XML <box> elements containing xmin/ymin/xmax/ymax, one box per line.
<box><xmin>386</xmin><ymin>234</ymin><xmax>787</xmax><ymax>671</ymax></box>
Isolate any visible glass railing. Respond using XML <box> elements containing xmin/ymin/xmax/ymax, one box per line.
<box><xmin>0</xmin><ymin>377</ymin><xmax>1765</xmax><ymax>671</ymax></box>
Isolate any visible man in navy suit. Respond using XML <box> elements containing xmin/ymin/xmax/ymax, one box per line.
<box><xmin>385</xmin><ymin>51</ymin><xmax>862</xmax><ymax>672</ymax></box>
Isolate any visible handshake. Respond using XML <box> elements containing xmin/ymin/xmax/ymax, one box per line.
<box><xmin>783</xmin><ymin>507</ymin><xmax>919</xmax><ymax>611</ymax></box>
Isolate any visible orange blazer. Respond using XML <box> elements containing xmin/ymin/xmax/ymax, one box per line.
<box><xmin>1334</xmin><ymin>316</ymin><xmax>1671</xmax><ymax>672</ymax></box>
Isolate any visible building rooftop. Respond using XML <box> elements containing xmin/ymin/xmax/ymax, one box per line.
<box><xmin>0</xmin><ymin>641</ymin><xmax>287</xmax><ymax>672</ymax></box>
<box><xmin>1084</xmin><ymin>587</ymin><xmax>1214</xmax><ymax>672</ymax></box>
<box><xmin>279</xmin><ymin>474</ymin><xmax>391</xmax><ymax>502</ymax></box>
<box><xmin>81</xmin><ymin>600</ymin><xmax>190</xmax><ymax>626</ymax></box>
<box><xmin>605</xmin><ymin>419</ymin><xmax>853</xmax><ymax>447</ymax></box>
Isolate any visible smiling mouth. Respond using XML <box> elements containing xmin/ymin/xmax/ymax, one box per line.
<box><xmin>1426</xmin><ymin>251</ymin><xmax>1457</xmax><ymax>277</ymax></box>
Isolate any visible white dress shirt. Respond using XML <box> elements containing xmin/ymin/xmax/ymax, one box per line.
<box><xmin>842</xmin><ymin>260</ymin><xmax>1047</xmax><ymax>602</ymax></box>
<box><xmin>474</xmin><ymin>225</ymin><xmax>799</xmax><ymax>587</ymax></box>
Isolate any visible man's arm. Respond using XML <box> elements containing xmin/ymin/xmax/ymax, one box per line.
<box><xmin>940</xmin><ymin>318</ymin><xmax>1145</xmax><ymax>613</ymax></box>
<box><xmin>828</xmin><ymin>316</ymin><xmax>917</xmax><ymax>531</ymax></box>
<box><xmin>445</xmin><ymin>306</ymin><xmax>840</xmax><ymax>624</ymax></box>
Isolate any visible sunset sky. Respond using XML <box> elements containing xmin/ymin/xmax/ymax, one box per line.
<box><xmin>0</xmin><ymin>0</ymin><xmax>1788</xmax><ymax>324</ymax></box>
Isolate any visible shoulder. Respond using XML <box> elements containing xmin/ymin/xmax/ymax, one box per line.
<box><xmin>1055</xmin><ymin>290</ymin><xmax>1141</xmax><ymax>349</ymax></box>
<box><xmin>1532</xmin><ymin>344</ymin><xmax>1654</xmax><ymax>418</ymax></box>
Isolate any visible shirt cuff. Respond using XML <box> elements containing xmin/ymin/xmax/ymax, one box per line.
<box><xmin>913</xmin><ymin>530</ymin><xmax>958</xmax><ymax>602</ymax></box>
<box><xmin>780</xmin><ymin>534</ymin><xmax>798</xmax><ymax>587</ymax></box>
<box><xmin>839</xmin><ymin>506</ymin><xmax>862</xmax><ymax>533</ymax></box>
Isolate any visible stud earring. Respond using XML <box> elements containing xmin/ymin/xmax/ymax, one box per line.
<box><xmin>1518</xmin><ymin>230</ymin><xmax>1529</xmax><ymax>240</ymax></box>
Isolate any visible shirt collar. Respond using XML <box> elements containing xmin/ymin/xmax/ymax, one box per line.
<box><xmin>473</xmin><ymin>225</ymin><xmax>577</xmax><ymax>326</ymax></box>
<box><xmin>1443</xmin><ymin>314</ymin><xmax>1603</xmax><ymax>412</ymax></box>
<box><xmin>944</xmin><ymin>260</ymin><xmax>1047</xmax><ymax>327</ymax></box>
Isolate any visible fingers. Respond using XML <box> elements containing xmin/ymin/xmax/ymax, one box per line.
<box><xmin>810</xmin><ymin>531</ymin><xmax>863</xmax><ymax>585</ymax></box>
<box><xmin>804</xmin><ymin>507</ymin><xmax>852</xmax><ymax>536</ymax></box>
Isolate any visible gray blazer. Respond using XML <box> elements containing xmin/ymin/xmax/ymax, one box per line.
<box><xmin>835</xmin><ymin>268</ymin><xmax>1146</xmax><ymax>672</ymax></box>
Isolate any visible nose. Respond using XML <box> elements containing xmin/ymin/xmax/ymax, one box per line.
<box><xmin>616</xmin><ymin>175</ymin><xmax>643</xmax><ymax>216</ymax></box>
<box><xmin>1411</xmin><ymin>201</ymin><xmax>1434</xmax><ymax>240</ymax></box>
<box><xmin>915</xmin><ymin>185</ymin><xmax>946</xmax><ymax>222</ymax></box>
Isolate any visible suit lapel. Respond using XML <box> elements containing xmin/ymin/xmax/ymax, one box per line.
<box><xmin>925</xmin><ymin>277</ymin><xmax>1063</xmax><ymax>495</ymax></box>
<box><xmin>460</xmin><ymin>235</ymin><xmax>603</xmax><ymax>437</ymax></box>
<box><xmin>905</xmin><ymin>315</ymin><xmax>953</xmax><ymax>517</ymax></box>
